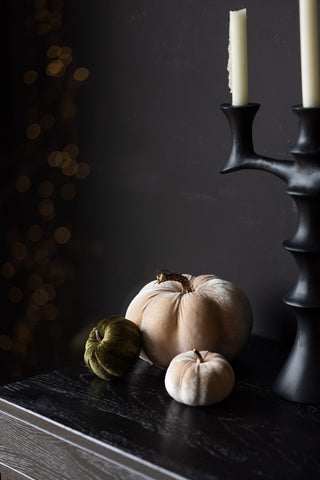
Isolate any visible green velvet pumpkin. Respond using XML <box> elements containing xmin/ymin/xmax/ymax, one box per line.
<box><xmin>84</xmin><ymin>315</ymin><xmax>142</xmax><ymax>380</ymax></box>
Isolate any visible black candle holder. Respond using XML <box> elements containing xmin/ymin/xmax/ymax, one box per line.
<box><xmin>221</xmin><ymin>102</ymin><xmax>320</xmax><ymax>404</ymax></box>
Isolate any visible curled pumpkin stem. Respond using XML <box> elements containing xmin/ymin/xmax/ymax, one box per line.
<box><xmin>156</xmin><ymin>269</ymin><xmax>193</xmax><ymax>293</ymax></box>
<box><xmin>94</xmin><ymin>327</ymin><xmax>102</xmax><ymax>344</ymax></box>
<box><xmin>193</xmin><ymin>349</ymin><xmax>204</xmax><ymax>363</ymax></box>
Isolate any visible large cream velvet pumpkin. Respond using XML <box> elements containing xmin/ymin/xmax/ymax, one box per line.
<box><xmin>125</xmin><ymin>271</ymin><xmax>253</xmax><ymax>367</ymax></box>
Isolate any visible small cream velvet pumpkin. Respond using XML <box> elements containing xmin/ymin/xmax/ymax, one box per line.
<box><xmin>165</xmin><ymin>350</ymin><xmax>235</xmax><ymax>406</ymax></box>
<box><xmin>125</xmin><ymin>270</ymin><xmax>252</xmax><ymax>367</ymax></box>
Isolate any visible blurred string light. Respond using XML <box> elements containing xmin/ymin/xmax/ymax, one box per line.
<box><xmin>1</xmin><ymin>0</ymin><xmax>92</xmax><ymax>380</ymax></box>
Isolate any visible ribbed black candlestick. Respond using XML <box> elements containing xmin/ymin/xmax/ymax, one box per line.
<box><xmin>221</xmin><ymin>103</ymin><xmax>320</xmax><ymax>404</ymax></box>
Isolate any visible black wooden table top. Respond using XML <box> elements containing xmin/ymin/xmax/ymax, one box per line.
<box><xmin>1</xmin><ymin>335</ymin><xmax>320</xmax><ymax>480</ymax></box>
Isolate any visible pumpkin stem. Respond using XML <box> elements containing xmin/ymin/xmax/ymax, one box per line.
<box><xmin>94</xmin><ymin>327</ymin><xmax>102</xmax><ymax>344</ymax></box>
<box><xmin>193</xmin><ymin>349</ymin><xmax>204</xmax><ymax>363</ymax></box>
<box><xmin>156</xmin><ymin>269</ymin><xmax>193</xmax><ymax>293</ymax></box>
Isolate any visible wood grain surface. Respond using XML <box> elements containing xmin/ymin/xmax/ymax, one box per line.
<box><xmin>0</xmin><ymin>336</ymin><xmax>320</xmax><ymax>480</ymax></box>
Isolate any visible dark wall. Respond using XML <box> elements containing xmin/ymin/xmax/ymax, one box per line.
<box><xmin>68</xmin><ymin>0</ymin><xmax>300</xmax><ymax>342</ymax></box>
<box><xmin>2</xmin><ymin>0</ymin><xmax>307</xmax><ymax>382</ymax></box>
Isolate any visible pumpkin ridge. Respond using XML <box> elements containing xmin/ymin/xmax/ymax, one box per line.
<box><xmin>93</xmin><ymin>349</ymin><xmax>113</xmax><ymax>380</ymax></box>
<box><xmin>178</xmin><ymin>358</ymin><xmax>193</xmax><ymax>392</ymax></box>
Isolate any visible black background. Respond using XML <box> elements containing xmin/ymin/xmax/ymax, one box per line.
<box><xmin>2</xmin><ymin>0</ymin><xmax>308</xmax><ymax>382</ymax></box>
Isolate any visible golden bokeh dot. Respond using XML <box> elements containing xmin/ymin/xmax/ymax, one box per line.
<box><xmin>43</xmin><ymin>283</ymin><xmax>56</xmax><ymax>301</ymax></box>
<box><xmin>61</xmin><ymin>46</ymin><xmax>72</xmax><ymax>55</ymax></box>
<box><xmin>75</xmin><ymin>162</ymin><xmax>90</xmax><ymax>179</ymax></box>
<box><xmin>54</xmin><ymin>226</ymin><xmax>71</xmax><ymax>245</ymax></box>
<box><xmin>63</xmin><ymin>143</ymin><xmax>79</xmax><ymax>159</ymax></box>
<box><xmin>37</xmin><ymin>8</ymin><xmax>49</xmax><ymax>21</ymax></box>
<box><xmin>62</xmin><ymin>158</ymin><xmax>78</xmax><ymax>176</ymax></box>
<box><xmin>48</xmin><ymin>150</ymin><xmax>64</xmax><ymax>167</ymax></box>
<box><xmin>26</xmin><ymin>123</ymin><xmax>41</xmax><ymax>140</ymax></box>
<box><xmin>24</xmin><ymin>70</ymin><xmax>38</xmax><ymax>85</ymax></box>
<box><xmin>38</xmin><ymin>180</ymin><xmax>54</xmax><ymax>198</ymax></box>
<box><xmin>60</xmin><ymin>103</ymin><xmax>77</xmax><ymax>119</ymax></box>
<box><xmin>73</xmin><ymin>67</ymin><xmax>90</xmax><ymax>82</ymax></box>
<box><xmin>38</xmin><ymin>198</ymin><xmax>55</xmax><ymax>217</ymax></box>
<box><xmin>59</xmin><ymin>53</ymin><xmax>72</xmax><ymax>66</ymax></box>
<box><xmin>47</xmin><ymin>44</ymin><xmax>62</xmax><ymax>58</ymax></box>
<box><xmin>46</xmin><ymin>59</ymin><xmax>64</xmax><ymax>76</ymax></box>
<box><xmin>50</xmin><ymin>13</ymin><xmax>62</xmax><ymax>30</ymax></box>
<box><xmin>8</xmin><ymin>287</ymin><xmax>23</xmax><ymax>303</ymax></box>
<box><xmin>43</xmin><ymin>303</ymin><xmax>59</xmax><ymax>321</ymax></box>
<box><xmin>12</xmin><ymin>242</ymin><xmax>27</xmax><ymax>260</ymax></box>
<box><xmin>62</xmin><ymin>151</ymin><xmax>71</xmax><ymax>161</ymax></box>
<box><xmin>60</xmin><ymin>182</ymin><xmax>77</xmax><ymax>200</ymax></box>
<box><xmin>1</xmin><ymin>262</ymin><xmax>15</xmax><ymax>279</ymax></box>
<box><xmin>37</xmin><ymin>23</ymin><xmax>52</xmax><ymax>36</ymax></box>
<box><xmin>15</xmin><ymin>322</ymin><xmax>30</xmax><ymax>342</ymax></box>
<box><xmin>33</xmin><ymin>287</ymin><xmax>49</xmax><ymax>306</ymax></box>
<box><xmin>28</xmin><ymin>273</ymin><xmax>43</xmax><ymax>290</ymax></box>
<box><xmin>27</xmin><ymin>224</ymin><xmax>43</xmax><ymax>242</ymax></box>
<box><xmin>13</xmin><ymin>341</ymin><xmax>27</xmax><ymax>354</ymax></box>
<box><xmin>40</xmin><ymin>114</ymin><xmax>55</xmax><ymax>130</ymax></box>
<box><xmin>16</xmin><ymin>175</ymin><xmax>31</xmax><ymax>192</ymax></box>
<box><xmin>0</xmin><ymin>334</ymin><xmax>13</xmax><ymax>351</ymax></box>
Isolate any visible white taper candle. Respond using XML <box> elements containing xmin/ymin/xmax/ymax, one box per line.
<box><xmin>228</xmin><ymin>9</ymin><xmax>248</xmax><ymax>106</ymax></box>
<box><xmin>299</xmin><ymin>0</ymin><xmax>320</xmax><ymax>107</ymax></box>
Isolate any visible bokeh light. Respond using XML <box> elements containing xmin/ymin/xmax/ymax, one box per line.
<box><xmin>54</xmin><ymin>226</ymin><xmax>71</xmax><ymax>244</ymax></box>
<box><xmin>38</xmin><ymin>198</ymin><xmax>55</xmax><ymax>218</ymax></box>
<box><xmin>26</xmin><ymin>123</ymin><xmax>41</xmax><ymax>140</ymax></box>
<box><xmin>24</xmin><ymin>70</ymin><xmax>38</xmax><ymax>84</ymax></box>
<box><xmin>46</xmin><ymin>59</ymin><xmax>64</xmax><ymax>76</ymax></box>
<box><xmin>43</xmin><ymin>283</ymin><xmax>56</xmax><ymax>301</ymax></box>
<box><xmin>47</xmin><ymin>44</ymin><xmax>62</xmax><ymax>58</ymax></box>
<box><xmin>73</xmin><ymin>67</ymin><xmax>90</xmax><ymax>82</ymax></box>
<box><xmin>1</xmin><ymin>262</ymin><xmax>15</xmax><ymax>279</ymax></box>
<box><xmin>33</xmin><ymin>287</ymin><xmax>49</xmax><ymax>306</ymax></box>
<box><xmin>16</xmin><ymin>175</ymin><xmax>31</xmax><ymax>192</ymax></box>
<box><xmin>8</xmin><ymin>287</ymin><xmax>23</xmax><ymax>303</ymax></box>
<box><xmin>59</xmin><ymin>102</ymin><xmax>77</xmax><ymax>118</ymax></box>
<box><xmin>2</xmin><ymin>0</ymin><xmax>92</xmax><ymax>384</ymax></box>
<box><xmin>75</xmin><ymin>162</ymin><xmax>90</xmax><ymax>179</ymax></box>
<box><xmin>12</xmin><ymin>242</ymin><xmax>27</xmax><ymax>260</ymax></box>
<box><xmin>0</xmin><ymin>335</ymin><xmax>13</xmax><ymax>352</ymax></box>
<box><xmin>63</xmin><ymin>143</ymin><xmax>79</xmax><ymax>159</ymax></box>
<box><xmin>62</xmin><ymin>157</ymin><xmax>78</xmax><ymax>176</ymax></box>
<box><xmin>48</xmin><ymin>150</ymin><xmax>64</xmax><ymax>167</ymax></box>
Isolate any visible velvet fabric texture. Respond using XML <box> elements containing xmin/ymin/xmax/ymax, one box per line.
<box><xmin>84</xmin><ymin>315</ymin><xmax>142</xmax><ymax>381</ymax></box>
<box><xmin>164</xmin><ymin>350</ymin><xmax>235</xmax><ymax>406</ymax></box>
<box><xmin>126</xmin><ymin>274</ymin><xmax>253</xmax><ymax>368</ymax></box>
